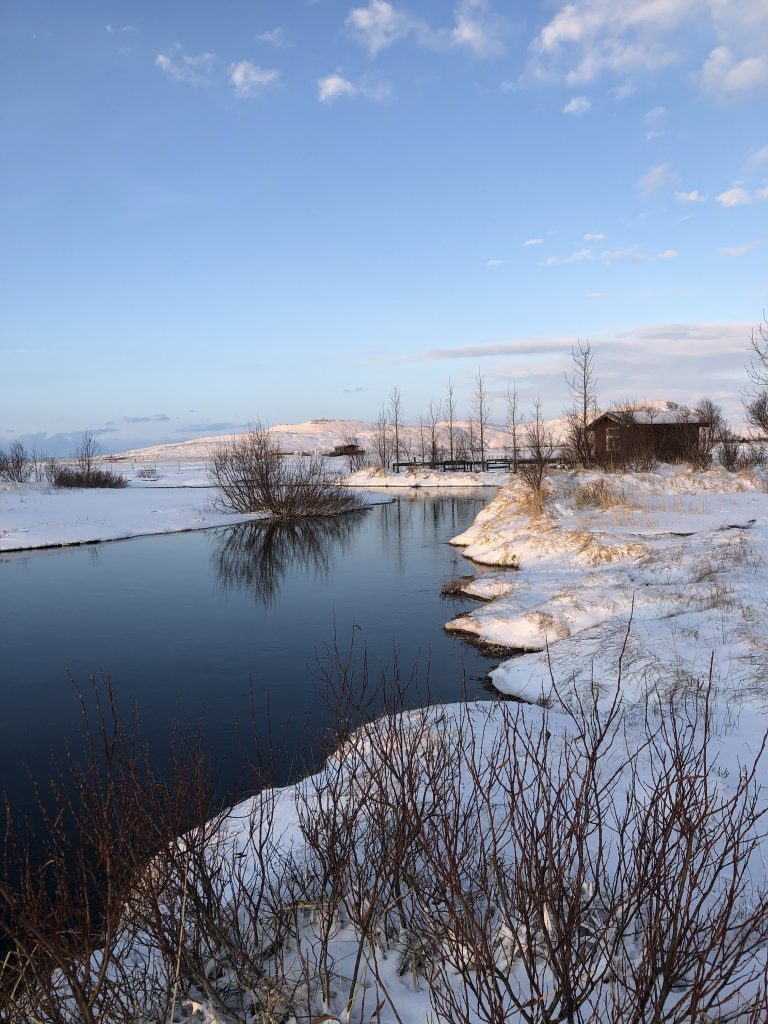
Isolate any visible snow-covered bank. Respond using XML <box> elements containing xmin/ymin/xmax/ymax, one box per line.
<box><xmin>446</xmin><ymin>466</ymin><xmax>768</xmax><ymax>706</ymax></box>
<box><xmin>347</xmin><ymin>466</ymin><xmax>508</xmax><ymax>488</ymax></box>
<box><xmin>0</xmin><ymin>461</ymin><xmax>390</xmax><ymax>552</ymax></box>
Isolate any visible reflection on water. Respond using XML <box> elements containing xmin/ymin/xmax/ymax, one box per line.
<box><xmin>0</xmin><ymin>491</ymin><xmax>498</xmax><ymax>813</ymax></box>
<box><xmin>213</xmin><ymin>514</ymin><xmax>363</xmax><ymax>607</ymax></box>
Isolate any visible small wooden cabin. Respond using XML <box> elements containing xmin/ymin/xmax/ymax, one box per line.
<box><xmin>325</xmin><ymin>443</ymin><xmax>365</xmax><ymax>458</ymax></box>
<box><xmin>587</xmin><ymin>410</ymin><xmax>702</xmax><ymax>466</ymax></box>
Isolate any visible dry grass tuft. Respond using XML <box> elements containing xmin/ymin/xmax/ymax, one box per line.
<box><xmin>573</xmin><ymin>478</ymin><xmax>630</xmax><ymax>510</ymax></box>
<box><xmin>440</xmin><ymin>575</ymin><xmax>475</xmax><ymax>597</ymax></box>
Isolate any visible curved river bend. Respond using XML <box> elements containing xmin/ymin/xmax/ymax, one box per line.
<box><xmin>0</xmin><ymin>491</ymin><xmax>498</xmax><ymax>816</ymax></box>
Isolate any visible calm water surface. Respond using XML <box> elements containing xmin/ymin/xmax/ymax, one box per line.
<box><xmin>0</xmin><ymin>491</ymin><xmax>497</xmax><ymax>814</ymax></box>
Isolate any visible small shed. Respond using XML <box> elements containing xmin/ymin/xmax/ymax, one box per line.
<box><xmin>325</xmin><ymin>443</ymin><xmax>365</xmax><ymax>458</ymax></box>
<box><xmin>587</xmin><ymin>409</ymin><xmax>702</xmax><ymax>466</ymax></box>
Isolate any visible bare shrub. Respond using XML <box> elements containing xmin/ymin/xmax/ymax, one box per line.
<box><xmin>519</xmin><ymin>398</ymin><xmax>554</xmax><ymax>497</ymax></box>
<box><xmin>49</xmin><ymin>465</ymin><xmax>128</xmax><ymax>489</ymax></box>
<box><xmin>573</xmin><ymin>478</ymin><xmax>629</xmax><ymax>509</ymax></box>
<box><xmin>208</xmin><ymin>424</ymin><xmax>363</xmax><ymax>519</ymax></box>
<box><xmin>3</xmin><ymin>653</ymin><xmax>768</xmax><ymax>1023</ymax></box>
<box><xmin>136</xmin><ymin>466</ymin><xmax>159</xmax><ymax>480</ymax></box>
<box><xmin>0</xmin><ymin>441</ymin><xmax>34</xmax><ymax>483</ymax></box>
<box><xmin>341</xmin><ymin>434</ymin><xmax>366</xmax><ymax>472</ymax></box>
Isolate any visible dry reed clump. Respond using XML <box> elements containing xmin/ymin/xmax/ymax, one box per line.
<box><xmin>440</xmin><ymin>575</ymin><xmax>475</xmax><ymax>597</ymax></box>
<box><xmin>514</xmin><ymin>485</ymin><xmax>549</xmax><ymax>518</ymax></box>
<box><xmin>572</xmin><ymin>478</ymin><xmax>630</xmax><ymax>509</ymax></box>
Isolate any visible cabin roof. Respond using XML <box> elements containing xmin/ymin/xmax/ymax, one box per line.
<box><xmin>588</xmin><ymin>411</ymin><xmax>703</xmax><ymax>429</ymax></box>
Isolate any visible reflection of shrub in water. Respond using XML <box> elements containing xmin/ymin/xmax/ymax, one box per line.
<box><xmin>213</xmin><ymin>516</ymin><xmax>361</xmax><ymax>605</ymax></box>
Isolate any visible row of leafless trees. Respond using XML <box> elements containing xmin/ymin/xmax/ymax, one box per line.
<box><xmin>367</xmin><ymin>318</ymin><xmax>768</xmax><ymax>477</ymax></box>
<box><xmin>3</xmin><ymin>661</ymin><xmax>767</xmax><ymax>1023</ymax></box>
<box><xmin>0</xmin><ymin>432</ymin><xmax>127</xmax><ymax>488</ymax></box>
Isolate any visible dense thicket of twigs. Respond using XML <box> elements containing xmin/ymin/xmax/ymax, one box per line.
<box><xmin>208</xmin><ymin>424</ymin><xmax>362</xmax><ymax>519</ymax></box>
<box><xmin>1</xmin><ymin>653</ymin><xmax>767</xmax><ymax>1024</ymax></box>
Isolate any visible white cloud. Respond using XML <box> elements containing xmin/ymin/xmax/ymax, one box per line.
<box><xmin>527</xmin><ymin>0</ymin><xmax>768</xmax><ymax>103</ymax></box>
<box><xmin>565</xmin><ymin>248</ymin><xmax>594</xmax><ymax>262</ymax></box>
<box><xmin>638</xmin><ymin>162</ymin><xmax>676</xmax><ymax>196</ymax></box>
<box><xmin>155</xmin><ymin>48</ymin><xmax>216</xmax><ymax>86</ymax></box>
<box><xmin>584</xmin><ymin>232</ymin><xmax>605</xmax><ymax>240</ymax></box>
<box><xmin>613</xmin><ymin>82</ymin><xmax>636</xmax><ymax>99</ymax></box>
<box><xmin>563</xmin><ymin>95</ymin><xmax>591</xmax><ymax>115</ymax></box>
<box><xmin>675</xmin><ymin>189</ymin><xmax>706</xmax><ymax>202</ymax></box>
<box><xmin>716</xmin><ymin>186</ymin><xmax>752</xmax><ymax>206</ymax></box>
<box><xmin>545</xmin><ymin>256</ymin><xmax>560</xmax><ymax>265</ymax></box>
<box><xmin>523</xmin><ymin>238</ymin><xmax>544</xmax><ymax>246</ymax></box>
<box><xmin>229</xmin><ymin>61</ymin><xmax>280</xmax><ymax>98</ymax></box>
<box><xmin>747</xmin><ymin>145</ymin><xmax>768</xmax><ymax>168</ymax></box>
<box><xmin>485</xmin><ymin>258</ymin><xmax>507</xmax><ymax>267</ymax></box>
<box><xmin>346</xmin><ymin>0</ymin><xmax>505</xmax><ymax>58</ymax></box>
<box><xmin>645</xmin><ymin>129</ymin><xmax>665</xmax><ymax>140</ymax></box>
<box><xmin>345</xmin><ymin>1</ymin><xmax>418</xmax><ymax>55</ymax></box>
<box><xmin>644</xmin><ymin>105</ymin><xmax>667</xmax><ymax>122</ymax></box>
<box><xmin>720</xmin><ymin>241</ymin><xmax>760</xmax><ymax>256</ymax></box>
<box><xmin>699</xmin><ymin>46</ymin><xmax>768</xmax><ymax>99</ymax></box>
<box><xmin>106</xmin><ymin>24</ymin><xmax>136</xmax><ymax>35</ymax></box>
<box><xmin>451</xmin><ymin>0</ymin><xmax>505</xmax><ymax>58</ymax></box>
<box><xmin>317</xmin><ymin>73</ymin><xmax>392</xmax><ymax>104</ymax></box>
<box><xmin>257</xmin><ymin>28</ymin><xmax>285</xmax><ymax>46</ymax></box>
<box><xmin>656</xmin><ymin>249</ymin><xmax>679</xmax><ymax>259</ymax></box>
<box><xmin>601</xmin><ymin>247</ymin><xmax>644</xmax><ymax>264</ymax></box>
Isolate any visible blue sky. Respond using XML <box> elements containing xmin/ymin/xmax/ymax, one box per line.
<box><xmin>1</xmin><ymin>0</ymin><xmax>766</xmax><ymax>452</ymax></box>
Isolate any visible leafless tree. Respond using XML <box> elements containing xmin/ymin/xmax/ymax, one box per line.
<box><xmin>677</xmin><ymin>398</ymin><xmax>727</xmax><ymax>469</ymax></box>
<box><xmin>389</xmin><ymin>387</ymin><xmax>403</xmax><ymax>465</ymax></box>
<box><xmin>445</xmin><ymin>379</ymin><xmax>457</xmax><ymax>462</ymax></box>
<box><xmin>520</xmin><ymin>398</ymin><xmax>554</xmax><ymax>494</ymax></box>
<box><xmin>373</xmin><ymin>405</ymin><xmax>391</xmax><ymax>470</ymax></box>
<box><xmin>471</xmin><ymin>370</ymin><xmax>490</xmax><ymax>468</ymax></box>
<box><xmin>0</xmin><ymin>440</ymin><xmax>34</xmax><ymax>483</ymax></box>
<box><xmin>562</xmin><ymin>340</ymin><xmax>598</xmax><ymax>467</ymax></box>
<box><xmin>74</xmin><ymin>430</ymin><xmax>102</xmax><ymax>484</ymax></box>
<box><xmin>426</xmin><ymin>400</ymin><xmax>442</xmax><ymax>464</ymax></box>
<box><xmin>504</xmin><ymin>382</ymin><xmax>523</xmax><ymax>473</ymax></box>
<box><xmin>745</xmin><ymin>315</ymin><xmax>768</xmax><ymax>437</ymax></box>
<box><xmin>208</xmin><ymin>424</ymin><xmax>361</xmax><ymax>519</ymax></box>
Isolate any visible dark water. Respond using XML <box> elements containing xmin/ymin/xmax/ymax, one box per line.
<box><xmin>0</xmin><ymin>492</ymin><xmax>497</xmax><ymax>816</ymax></box>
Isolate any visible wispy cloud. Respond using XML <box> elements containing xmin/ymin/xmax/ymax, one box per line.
<box><xmin>565</xmin><ymin>247</ymin><xmax>594</xmax><ymax>262</ymax></box>
<box><xmin>106</xmin><ymin>24</ymin><xmax>136</xmax><ymax>35</ymax></box>
<box><xmin>715</xmin><ymin>186</ymin><xmax>767</xmax><ymax>206</ymax></box>
<box><xmin>155</xmin><ymin>47</ymin><xmax>216</xmax><ymax>86</ymax></box>
<box><xmin>584</xmin><ymin>232</ymin><xmax>605</xmax><ymax>240</ymax></box>
<box><xmin>644</xmin><ymin>105</ymin><xmax>667</xmax><ymax>123</ymax></box>
<box><xmin>485</xmin><ymin>258</ymin><xmax>507</xmax><ymax>267</ymax></box>
<box><xmin>675</xmin><ymin>189</ymin><xmax>706</xmax><ymax>203</ymax></box>
<box><xmin>345</xmin><ymin>0</ymin><xmax>505</xmax><ymax>59</ymax></box>
<box><xmin>747</xmin><ymin>145</ymin><xmax>768</xmax><ymax>168</ymax></box>
<box><xmin>257</xmin><ymin>28</ymin><xmax>285</xmax><ymax>46</ymax></box>
<box><xmin>720</xmin><ymin>241</ymin><xmax>762</xmax><ymax>256</ymax></box>
<box><xmin>563</xmin><ymin>95</ymin><xmax>591</xmax><ymax>115</ymax></box>
<box><xmin>526</xmin><ymin>0</ymin><xmax>768</xmax><ymax>108</ymax></box>
<box><xmin>229</xmin><ymin>61</ymin><xmax>280</xmax><ymax>97</ymax></box>
<box><xmin>699</xmin><ymin>46</ymin><xmax>768</xmax><ymax>100</ymax></box>
<box><xmin>601</xmin><ymin>247</ymin><xmax>644</xmax><ymax>264</ymax></box>
<box><xmin>656</xmin><ymin>249</ymin><xmax>679</xmax><ymax>259</ymax></box>
<box><xmin>317</xmin><ymin>72</ymin><xmax>392</xmax><ymax>103</ymax></box>
<box><xmin>638</xmin><ymin>162</ymin><xmax>676</xmax><ymax>196</ymax></box>
<box><xmin>522</xmin><ymin>238</ymin><xmax>544</xmax><ymax>246</ymax></box>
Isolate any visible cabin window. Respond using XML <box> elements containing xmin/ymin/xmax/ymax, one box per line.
<box><xmin>606</xmin><ymin>426</ymin><xmax>620</xmax><ymax>452</ymax></box>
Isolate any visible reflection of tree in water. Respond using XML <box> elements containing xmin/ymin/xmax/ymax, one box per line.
<box><xmin>213</xmin><ymin>515</ymin><xmax>361</xmax><ymax>606</ymax></box>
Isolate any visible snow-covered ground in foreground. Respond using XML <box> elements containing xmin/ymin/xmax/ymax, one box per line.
<box><xmin>15</xmin><ymin>464</ymin><xmax>768</xmax><ymax>1023</ymax></box>
<box><xmin>446</xmin><ymin>466</ymin><xmax>768</xmax><ymax>707</ymax></box>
